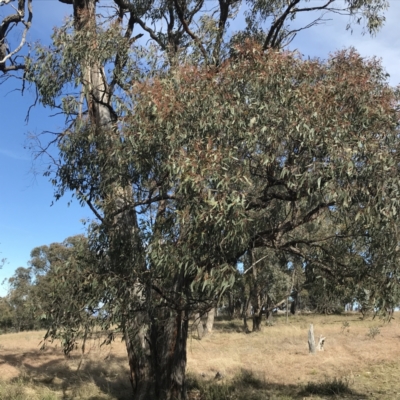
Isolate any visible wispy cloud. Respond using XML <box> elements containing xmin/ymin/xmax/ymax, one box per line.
<box><xmin>0</xmin><ymin>148</ymin><xmax>31</xmax><ymax>161</ymax></box>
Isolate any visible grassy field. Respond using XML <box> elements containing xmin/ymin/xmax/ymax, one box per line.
<box><xmin>0</xmin><ymin>313</ymin><xmax>400</xmax><ymax>399</ymax></box>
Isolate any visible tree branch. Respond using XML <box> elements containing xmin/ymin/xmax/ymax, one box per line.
<box><xmin>173</xmin><ymin>0</ymin><xmax>208</xmax><ymax>62</ymax></box>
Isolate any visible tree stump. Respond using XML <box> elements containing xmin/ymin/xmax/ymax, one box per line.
<box><xmin>318</xmin><ymin>335</ymin><xmax>326</xmax><ymax>351</ymax></box>
<box><xmin>308</xmin><ymin>324</ymin><xmax>316</xmax><ymax>354</ymax></box>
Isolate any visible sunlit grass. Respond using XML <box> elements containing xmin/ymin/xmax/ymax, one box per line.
<box><xmin>0</xmin><ymin>313</ymin><xmax>399</xmax><ymax>398</ymax></box>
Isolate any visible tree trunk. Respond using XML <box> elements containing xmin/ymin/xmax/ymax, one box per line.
<box><xmin>250</xmin><ymin>255</ymin><xmax>263</xmax><ymax>332</ymax></box>
<box><xmin>194</xmin><ymin>313</ymin><xmax>204</xmax><ymax>339</ymax></box>
<box><xmin>205</xmin><ymin>308</ymin><xmax>215</xmax><ymax>334</ymax></box>
<box><xmin>286</xmin><ymin>296</ymin><xmax>289</xmax><ymax>323</ymax></box>
<box><xmin>265</xmin><ymin>296</ymin><xmax>273</xmax><ymax>323</ymax></box>
<box><xmin>243</xmin><ymin>297</ymin><xmax>251</xmax><ymax>333</ymax></box>
<box><xmin>152</xmin><ymin>310</ymin><xmax>189</xmax><ymax>400</ymax></box>
<box><xmin>290</xmin><ymin>291</ymin><xmax>298</xmax><ymax>315</ymax></box>
<box><xmin>252</xmin><ymin>314</ymin><xmax>262</xmax><ymax>331</ymax></box>
<box><xmin>69</xmin><ymin>3</ymin><xmax>190</xmax><ymax>399</ymax></box>
<box><xmin>124</xmin><ymin>321</ymin><xmax>151</xmax><ymax>399</ymax></box>
<box><xmin>124</xmin><ymin>309</ymin><xmax>189</xmax><ymax>400</ymax></box>
<box><xmin>228</xmin><ymin>292</ymin><xmax>234</xmax><ymax>319</ymax></box>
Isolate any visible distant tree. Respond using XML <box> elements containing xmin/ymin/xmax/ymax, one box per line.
<box><xmin>241</xmin><ymin>248</ymin><xmax>292</xmax><ymax>331</ymax></box>
<box><xmin>28</xmin><ymin>235</ymin><xmax>98</xmax><ymax>350</ymax></box>
<box><xmin>0</xmin><ymin>297</ymin><xmax>14</xmax><ymax>333</ymax></box>
<box><xmin>6</xmin><ymin>267</ymin><xmax>36</xmax><ymax>332</ymax></box>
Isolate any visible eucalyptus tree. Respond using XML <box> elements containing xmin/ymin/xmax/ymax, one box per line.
<box><xmin>1</xmin><ymin>0</ymin><xmax>399</xmax><ymax>399</ymax></box>
<box><xmin>28</xmin><ymin>235</ymin><xmax>98</xmax><ymax>341</ymax></box>
<box><xmin>242</xmin><ymin>248</ymin><xmax>292</xmax><ymax>331</ymax></box>
<box><xmin>0</xmin><ymin>297</ymin><xmax>13</xmax><ymax>333</ymax></box>
<box><xmin>31</xmin><ymin>42</ymin><xmax>400</xmax><ymax>399</ymax></box>
<box><xmin>6</xmin><ymin>267</ymin><xmax>36</xmax><ymax>331</ymax></box>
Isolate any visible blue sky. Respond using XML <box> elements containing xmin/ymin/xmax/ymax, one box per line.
<box><xmin>0</xmin><ymin>1</ymin><xmax>399</xmax><ymax>296</ymax></box>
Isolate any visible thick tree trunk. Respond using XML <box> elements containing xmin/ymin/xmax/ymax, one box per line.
<box><xmin>153</xmin><ymin>311</ymin><xmax>189</xmax><ymax>400</ymax></box>
<box><xmin>252</xmin><ymin>314</ymin><xmax>262</xmax><ymax>331</ymax></box>
<box><xmin>124</xmin><ymin>310</ymin><xmax>189</xmax><ymax>400</ymax></box>
<box><xmin>124</xmin><ymin>322</ymin><xmax>151</xmax><ymax>399</ymax></box>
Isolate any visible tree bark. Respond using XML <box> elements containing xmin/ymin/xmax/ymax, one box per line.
<box><xmin>152</xmin><ymin>310</ymin><xmax>189</xmax><ymax>400</ymax></box>
<box><xmin>124</xmin><ymin>321</ymin><xmax>151</xmax><ymax>399</ymax></box>
<box><xmin>228</xmin><ymin>292</ymin><xmax>234</xmax><ymax>319</ymax></box>
<box><xmin>243</xmin><ymin>297</ymin><xmax>251</xmax><ymax>333</ymax></box>
<box><xmin>252</xmin><ymin>314</ymin><xmax>262</xmax><ymax>331</ymax></box>
<box><xmin>290</xmin><ymin>291</ymin><xmax>298</xmax><ymax>315</ymax></box>
<box><xmin>251</xmin><ymin>261</ymin><xmax>263</xmax><ymax>332</ymax></box>
<box><xmin>124</xmin><ymin>309</ymin><xmax>189</xmax><ymax>400</ymax></box>
<box><xmin>205</xmin><ymin>308</ymin><xmax>215</xmax><ymax>334</ymax></box>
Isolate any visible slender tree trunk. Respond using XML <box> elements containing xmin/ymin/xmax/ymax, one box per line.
<box><xmin>243</xmin><ymin>296</ymin><xmax>251</xmax><ymax>333</ymax></box>
<box><xmin>228</xmin><ymin>292</ymin><xmax>234</xmax><ymax>319</ymax></box>
<box><xmin>250</xmin><ymin>252</ymin><xmax>263</xmax><ymax>332</ymax></box>
<box><xmin>194</xmin><ymin>312</ymin><xmax>204</xmax><ymax>339</ymax></box>
<box><xmin>265</xmin><ymin>296</ymin><xmax>273</xmax><ymax>323</ymax></box>
<box><xmin>286</xmin><ymin>296</ymin><xmax>289</xmax><ymax>323</ymax></box>
<box><xmin>290</xmin><ymin>291</ymin><xmax>298</xmax><ymax>315</ymax></box>
<box><xmin>205</xmin><ymin>308</ymin><xmax>215</xmax><ymax>334</ymax></box>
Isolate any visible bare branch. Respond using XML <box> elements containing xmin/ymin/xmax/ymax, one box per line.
<box><xmin>0</xmin><ymin>0</ymin><xmax>32</xmax><ymax>71</ymax></box>
<box><xmin>263</xmin><ymin>0</ymin><xmax>301</xmax><ymax>50</ymax></box>
<box><xmin>173</xmin><ymin>0</ymin><xmax>208</xmax><ymax>63</ymax></box>
<box><xmin>110</xmin><ymin>193</ymin><xmax>177</xmax><ymax>219</ymax></box>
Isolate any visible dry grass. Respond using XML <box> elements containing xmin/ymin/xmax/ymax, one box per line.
<box><xmin>0</xmin><ymin>330</ymin><xmax>132</xmax><ymax>399</ymax></box>
<box><xmin>0</xmin><ymin>313</ymin><xmax>400</xmax><ymax>398</ymax></box>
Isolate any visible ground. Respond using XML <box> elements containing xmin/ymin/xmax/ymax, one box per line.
<box><xmin>0</xmin><ymin>313</ymin><xmax>399</xmax><ymax>399</ymax></box>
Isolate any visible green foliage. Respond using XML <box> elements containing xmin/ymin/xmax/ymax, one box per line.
<box><xmin>0</xmin><ymin>236</ymin><xmax>96</xmax><ymax>335</ymax></box>
<box><xmin>0</xmin><ymin>297</ymin><xmax>14</xmax><ymax>333</ymax></box>
<box><xmin>13</xmin><ymin>0</ymin><xmax>400</xmax><ymax>396</ymax></box>
<box><xmin>6</xmin><ymin>267</ymin><xmax>37</xmax><ymax>332</ymax></box>
<box><xmin>27</xmin><ymin>30</ymin><xmax>400</xmax><ymax>352</ymax></box>
<box><xmin>28</xmin><ymin>236</ymin><xmax>103</xmax><ymax>349</ymax></box>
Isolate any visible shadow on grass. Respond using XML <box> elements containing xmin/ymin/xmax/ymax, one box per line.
<box><xmin>1</xmin><ymin>348</ymin><xmax>132</xmax><ymax>399</ymax></box>
<box><xmin>187</xmin><ymin>369</ymin><xmax>368</xmax><ymax>400</ymax></box>
<box><xmin>1</xmin><ymin>347</ymin><xmax>369</xmax><ymax>399</ymax></box>
<box><xmin>212</xmin><ymin>318</ymin><xmax>244</xmax><ymax>333</ymax></box>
